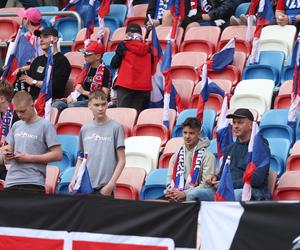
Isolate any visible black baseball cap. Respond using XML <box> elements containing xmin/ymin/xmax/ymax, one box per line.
<box><xmin>34</xmin><ymin>27</ymin><xmax>58</xmax><ymax>37</ymax></box>
<box><xmin>226</xmin><ymin>108</ymin><xmax>254</xmax><ymax>121</ymax></box>
<box><xmin>125</xmin><ymin>23</ymin><xmax>142</xmax><ymax>35</ymax></box>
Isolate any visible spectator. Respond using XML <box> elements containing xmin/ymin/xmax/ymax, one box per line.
<box><xmin>14</xmin><ymin>27</ymin><xmax>71</xmax><ymax>104</ymax></box>
<box><xmin>187</xmin><ymin>108</ymin><xmax>271</xmax><ymax>201</ymax></box>
<box><xmin>276</xmin><ymin>0</ymin><xmax>300</xmax><ymax>30</ymax></box>
<box><xmin>1</xmin><ymin>91</ymin><xmax>62</xmax><ymax>193</ymax></box>
<box><xmin>111</xmin><ymin>23</ymin><xmax>154</xmax><ymax>113</ymax></box>
<box><xmin>53</xmin><ymin>41</ymin><xmax>111</xmax><ymax>111</ymax></box>
<box><xmin>0</xmin><ymin>0</ymin><xmax>40</xmax><ymax>9</ymax></box>
<box><xmin>164</xmin><ymin>118</ymin><xmax>216</xmax><ymax>202</ymax></box>
<box><xmin>0</xmin><ymin>79</ymin><xmax>17</xmax><ymax>180</ymax></box>
<box><xmin>69</xmin><ymin>89</ymin><xmax>125</xmax><ymax>196</ymax></box>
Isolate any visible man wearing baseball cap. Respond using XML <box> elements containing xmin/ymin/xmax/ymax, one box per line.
<box><xmin>186</xmin><ymin>108</ymin><xmax>272</xmax><ymax>201</ymax></box>
<box><xmin>53</xmin><ymin>41</ymin><xmax>110</xmax><ymax>111</ymax></box>
<box><xmin>16</xmin><ymin>27</ymin><xmax>71</xmax><ymax>108</ymax></box>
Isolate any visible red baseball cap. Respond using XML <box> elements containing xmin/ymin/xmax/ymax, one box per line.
<box><xmin>81</xmin><ymin>41</ymin><xmax>105</xmax><ymax>55</ymax></box>
<box><xmin>18</xmin><ymin>7</ymin><xmax>42</xmax><ymax>24</ymax></box>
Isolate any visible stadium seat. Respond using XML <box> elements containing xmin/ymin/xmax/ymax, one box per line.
<box><xmin>45</xmin><ymin>165</ymin><xmax>60</xmax><ymax>195</ymax></box>
<box><xmin>273</xmin><ymin>80</ymin><xmax>300</xmax><ymax>109</ymax></box>
<box><xmin>132</xmin><ymin>108</ymin><xmax>176</xmax><ymax>145</ymax></box>
<box><xmin>286</xmin><ymin>140</ymin><xmax>300</xmax><ymax>171</ymax></box>
<box><xmin>158</xmin><ymin>137</ymin><xmax>183</xmax><ymax>168</ymax></box>
<box><xmin>275</xmin><ymin>171</ymin><xmax>300</xmax><ymax>200</ymax></box>
<box><xmin>140</xmin><ymin>168</ymin><xmax>168</xmax><ymax>200</ymax></box>
<box><xmin>207</xmin><ymin>65</ymin><xmax>240</xmax><ymax>87</ymax></box>
<box><xmin>37</xmin><ymin>6</ymin><xmax>59</xmax><ymax>27</ymax></box>
<box><xmin>234</xmin><ymin>2</ymin><xmax>250</xmax><ymax>17</ymax></box>
<box><xmin>50</xmin><ymin>107</ymin><xmax>59</xmax><ymax>125</ymax></box>
<box><xmin>172</xmin><ymin>79</ymin><xmax>194</xmax><ymax>112</ymax></box>
<box><xmin>114</xmin><ymin>167</ymin><xmax>147</xmax><ymax>200</ymax></box>
<box><xmin>217</xmin><ymin>26</ymin><xmax>254</xmax><ymax>57</ymax></box>
<box><xmin>280</xmin><ymin>55</ymin><xmax>294</xmax><ymax>83</ymax></box>
<box><xmin>180</xmin><ymin>26</ymin><xmax>221</xmax><ymax>57</ymax></box>
<box><xmin>56</xmin><ymin>107</ymin><xmax>93</xmax><ymax>135</ymax></box>
<box><xmin>107</xmin><ymin>26</ymin><xmax>147</xmax><ymax>51</ymax></box>
<box><xmin>57</xmin><ymin>167</ymin><xmax>75</xmax><ymax>194</ymax></box>
<box><xmin>124</xmin><ymin>4</ymin><xmax>148</xmax><ymax>26</ymax></box>
<box><xmin>259</xmin><ymin>25</ymin><xmax>296</xmax><ymax>59</ymax></box>
<box><xmin>243</xmin><ymin>51</ymin><xmax>285</xmax><ymax>86</ymax></box>
<box><xmin>232</xmin><ymin>51</ymin><xmax>247</xmax><ymax>80</ymax></box>
<box><xmin>268</xmin><ymin>169</ymin><xmax>277</xmax><ymax>198</ymax></box>
<box><xmin>107</xmin><ymin>107</ymin><xmax>138</xmax><ymax>138</ymax></box>
<box><xmin>0</xmin><ymin>7</ymin><xmax>24</xmax><ymax>25</ymax></box>
<box><xmin>71</xmin><ymin>27</ymin><xmax>110</xmax><ymax>52</ymax></box>
<box><xmin>169</xmin><ymin>52</ymin><xmax>207</xmax><ymax>82</ymax></box>
<box><xmin>172</xmin><ymin>109</ymin><xmax>217</xmax><ymax>139</ymax></box>
<box><xmin>230</xmin><ymin>79</ymin><xmax>274</xmax><ymax>117</ymax></box>
<box><xmin>267</xmin><ymin>138</ymin><xmax>291</xmax><ymax>176</ymax></box>
<box><xmin>259</xmin><ymin>109</ymin><xmax>298</xmax><ymax>144</ymax></box>
<box><xmin>64</xmin><ymin>51</ymin><xmax>85</xmax><ymax>85</ymax></box>
<box><xmin>0</xmin><ymin>19</ymin><xmax>19</xmax><ymax>42</ymax></box>
<box><xmin>148</xmin><ymin>26</ymin><xmax>184</xmax><ymax>54</ymax></box>
<box><xmin>125</xmin><ymin>136</ymin><xmax>161</xmax><ymax>173</ymax></box>
<box><xmin>55</xmin><ymin>17</ymin><xmax>80</xmax><ymax>41</ymax></box>
<box><xmin>207</xmin><ymin>138</ymin><xmax>219</xmax><ymax>165</ymax></box>
<box><xmin>102</xmin><ymin>51</ymin><xmax>116</xmax><ymax>76</ymax></box>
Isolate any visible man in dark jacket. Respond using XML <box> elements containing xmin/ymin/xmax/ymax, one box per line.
<box><xmin>186</xmin><ymin>108</ymin><xmax>272</xmax><ymax>201</ymax></box>
<box><xmin>111</xmin><ymin>24</ymin><xmax>154</xmax><ymax>113</ymax></box>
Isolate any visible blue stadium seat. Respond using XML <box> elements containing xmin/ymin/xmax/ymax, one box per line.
<box><xmin>172</xmin><ymin>109</ymin><xmax>217</xmax><ymax>139</ymax></box>
<box><xmin>50</xmin><ymin>135</ymin><xmax>78</xmax><ymax>175</ymax></box>
<box><xmin>140</xmin><ymin>168</ymin><xmax>168</xmax><ymax>200</ymax></box>
<box><xmin>56</xmin><ymin>167</ymin><xmax>75</xmax><ymax>194</ymax></box>
<box><xmin>243</xmin><ymin>51</ymin><xmax>285</xmax><ymax>86</ymax></box>
<box><xmin>207</xmin><ymin>139</ymin><xmax>219</xmax><ymax>167</ymax></box>
<box><xmin>37</xmin><ymin>6</ymin><xmax>59</xmax><ymax>26</ymax></box>
<box><xmin>281</xmin><ymin>55</ymin><xmax>294</xmax><ymax>83</ymax></box>
<box><xmin>54</xmin><ymin>17</ymin><xmax>80</xmax><ymax>41</ymax></box>
<box><xmin>103</xmin><ymin>51</ymin><xmax>116</xmax><ymax>77</ymax></box>
<box><xmin>267</xmin><ymin>138</ymin><xmax>290</xmax><ymax>176</ymax></box>
<box><xmin>234</xmin><ymin>2</ymin><xmax>250</xmax><ymax>17</ymax></box>
<box><xmin>259</xmin><ymin>109</ymin><xmax>299</xmax><ymax>144</ymax></box>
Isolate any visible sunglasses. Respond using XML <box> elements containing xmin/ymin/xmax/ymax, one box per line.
<box><xmin>82</xmin><ymin>51</ymin><xmax>95</xmax><ymax>56</ymax></box>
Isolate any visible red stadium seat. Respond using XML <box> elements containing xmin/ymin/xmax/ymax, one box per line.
<box><xmin>114</xmin><ymin>167</ymin><xmax>147</xmax><ymax>200</ymax></box>
<box><xmin>0</xmin><ymin>7</ymin><xmax>24</xmax><ymax>25</ymax></box>
<box><xmin>169</xmin><ymin>52</ymin><xmax>207</xmax><ymax>82</ymax></box>
<box><xmin>286</xmin><ymin>141</ymin><xmax>300</xmax><ymax>171</ymax></box>
<box><xmin>180</xmin><ymin>26</ymin><xmax>221</xmax><ymax>57</ymax></box>
<box><xmin>45</xmin><ymin>165</ymin><xmax>60</xmax><ymax>195</ymax></box>
<box><xmin>124</xmin><ymin>4</ymin><xmax>148</xmax><ymax>26</ymax></box>
<box><xmin>207</xmin><ymin>65</ymin><xmax>240</xmax><ymax>87</ymax></box>
<box><xmin>268</xmin><ymin>169</ymin><xmax>277</xmax><ymax>198</ymax></box>
<box><xmin>148</xmin><ymin>26</ymin><xmax>184</xmax><ymax>54</ymax></box>
<box><xmin>158</xmin><ymin>137</ymin><xmax>183</xmax><ymax>168</ymax></box>
<box><xmin>56</xmin><ymin>122</ymin><xmax>82</xmax><ymax>135</ymax></box>
<box><xmin>172</xmin><ymin>79</ymin><xmax>194</xmax><ymax>112</ymax></box>
<box><xmin>107</xmin><ymin>26</ymin><xmax>147</xmax><ymax>51</ymax></box>
<box><xmin>107</xmin><ymin>108</ymin><xmax>138</xmax><ymax>138</ymax></box>
<box><xmin>64</xmin><ymin>52</ymin><xmax>85</xmax><ymax>86</ymax></box>
<box><xmin>0</xmin><ymin>19</ymin><xmax>19</xmax><ymax>42</ymax></box>
<box><xmin>274</xmin><ymin>80</ymin><xmax>299</xmax><ymax>109</ymax></box>
<box><xmin>275</xmin><ymin>171</ymin><xmax>300</xmax><ymax>200</ymax></box>
<box><xmin>217</xmin><ymin>26</ymin><xmax>254</xmax><ymax>57</ymax></box>
<box><xmin>232</xmin><ymin>51</ymin><xmax>247</xmax><ymax>79</ymax></box>
<box><xmin>50</xmin><ymin>107</ymin><xmax>59</xmax><ymax>125</ymax></box>
<box><xmin>71</xmin><ymin>27</ymin><xmax>110</xmax><ymax>52</ymax></box>
<box><xmin>132</xmin><ymin>108</ymin><xmax>177</xmax><ymax>146</ymax></box>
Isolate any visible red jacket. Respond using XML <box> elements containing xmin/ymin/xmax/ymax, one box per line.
<box><xmin>111</xmin><ymin>40</ymin><xmax>154</xmax><ymax>91</ymax></box>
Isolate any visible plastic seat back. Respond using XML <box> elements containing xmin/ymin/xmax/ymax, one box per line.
<box><xmin>286</xmin><ymin>140</ymin><xmax>300</xmax><ymax>171</ymax></box>
<box><xmin>234</xmin><ymin>2</ymin><xmax>250</xmax><ymax>17</ymax></box>
<box><xmin>158</xmin><ymin>137</ymin><xmax>184</xmax><ymax>168</ymax></box>
<box><xmin>172</xmin><ymin>79</ymin><xmax>194</xmax><ymax>111</ymax></box>
<box><xmin>58</xmin><ymin>107</ymin><xmax>93</xmax><ymax>124</ymax></box>
<box><xmin>104</xmin><ymin>4</ymin><xmax>127</xmax><ymax>37</ymax></box>
<box><xmin>55</xmin><ymin>17</ymin><xmax>79</xmax><ymax>41</ymax></box>
<box><xmin>275</xmin><ymin>171</ymin><xmax>300</xmax><ymax>200</ymax></box>
<box><xmin>0</xmin><ymin>19</ymin><xmax>19</xmax><ymax>42</ymax></box>
<box><xmin>0</xmin><ymin>7</ymin><xmax>24</xmax><ymax>24</ymax></box>
<box><xmin>103</xmin><ymin>51</ymin><xmax>116</xmax><ymax>76</ymax></box>
<box><xmin>45</xmin><ymin>165</ymin><xmax>60</xmax><ymax>194</ymax></box>
<box><xmin>124</xmin><ymin>4</ymin><xmax>148</xmax><ymax>26</ymax></box>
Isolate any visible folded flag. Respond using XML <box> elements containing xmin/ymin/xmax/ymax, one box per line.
<box><xmin>98</xmin><ymin>0</ymin><xmax>110</xmax><ymax>43</ymax></box>
<box><xmin>215</xmin><ymin>156</ymin><xmax>235</xmax><ymax>201</ymax></box>
<box><xmin>73</xmin><ymin>152</ymin><xmax>93</xmax><ymax>194</ymax></box>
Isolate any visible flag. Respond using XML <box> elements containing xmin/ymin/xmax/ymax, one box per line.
<box><xmin>248</xmin><ymin>0</ymin><xmax>274</xmax><ymax>64</ymax></box>
<box><xmin>84</xmin><ymin>0</ymin><xmax>97</xmax><ymax>45</ymax></box>
<box><xmin>207</xmin><ymin>38</ymin><xmax>235</xmax><ymax>71</ymax></box>
<box><xmin>167</xmin><ymin>0</ymin><xmax>185</xmax><ymax>39</ymax></box>
<box><xmin>127</xmin><ymin>0</ymin><xmax>134</xmax><ymax>17</ymax></box>
<box><xmin>196</xmin><ymin>63</ymin><xmax>225</xmax><ymax>122</ymax></box>
<box><xmin>242</xmin><ymin>122</ymin><xmax>270</xmax><ymax>201</ymax></box>
<box><xmin>214</xmin><ymin>156</ymin><xmax>235</xmax><ymax>201</ymax></box>
<box><xmin>1</xmin><ymin>26</ymin><xmax>35</xmax><ymax>84</ymax></box>
<box><xmin>288</xmin><ymin>34</ymin><xmax>300</xmax><ymax>140</ymax></box>
<box><xmin>73</xmin><ymin>152</ymin><xmax>93</xmax><ymax>194</ymax></box>
<box><xmin>34</xmin><ymin>38</ymin><xmax>54</xmax><ymax>120</ymax></box>
<box><xmin>216</xmin><ymin>95</ymin><xmax>233</xmax><ymax>160</ymax></box>
<box><xmin>97</xmin><ymin>0</ymin><xmax>110</xmax><ymax>43</ymax></box>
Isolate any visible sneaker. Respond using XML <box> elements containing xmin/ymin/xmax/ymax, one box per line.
<box><xmin>240</xmin><ymin>14</ymin><xmax>256</xmax><ymax>25</ymax></box>
<box><xmin>230</xmin><ymin>16</ymin><xmax>241</xmax><ymax>26</ymax></box>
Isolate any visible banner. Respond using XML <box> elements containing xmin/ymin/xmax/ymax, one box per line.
<box><xmin>0</xmin><ymin>192</ymin><xmax>199</xmax><ymax>250</ymax></box>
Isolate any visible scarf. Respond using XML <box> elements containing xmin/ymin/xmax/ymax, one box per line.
<box><xmin>189</xmin><ymin>0</ymin><xmax>198</xmax><ymax>17</ymax></box>
<box><xmin>154</xmin><ymin>0</ymin><xmax>168</xmax><ymax>20</ymax></box>
<box><xmin>0</xmin><ymin>103</ymin><xmax>14</xmax><ymax>146</ymax></box>
<box><xmin>171</xmin><ymin>145</ymin><xmax>206</xmax><ymax>191</ymax></box>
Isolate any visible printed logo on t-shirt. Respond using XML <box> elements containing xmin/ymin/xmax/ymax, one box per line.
<box><xmin>201</xmin><ymin>0</ymin><xmax>212</xmax><ymax>13</ymax></box>
<box><xmin>37</xmin><ymin>66</ymin><xmax>45</xmax><ymax>74</ymax></box>
<box><xmin>15</xmin><ymin>132</ymin><xmax>38</xmax><ymax>140</ymax></box>
<box><xmin>286</xmin><ymin>0</ymin><xmax>300</xmax><ymax>9</ymax></box>
<box><xmin>85</xmin><ymin>133</ymin><xmax>112</xmax><ymax>142</ymax></box>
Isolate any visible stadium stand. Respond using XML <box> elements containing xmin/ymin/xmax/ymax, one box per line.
<box><xmin>124</xmin><ymin>3</ymin><xmax>148</xmax><ymax>26</ymax></box>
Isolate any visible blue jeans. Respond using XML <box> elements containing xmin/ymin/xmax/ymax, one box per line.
<box><xmin>51</xmin><ymin>99</ymin><xmax>89</xmax><ymax>112</ymax></box>
<box><xmin>186</xmin><ymin>187</ymin><xmax>243</xmax><ymax>201</ymax></box>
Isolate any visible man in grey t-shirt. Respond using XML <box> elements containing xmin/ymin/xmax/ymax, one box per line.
<box><xmin>69</xmin><ymin>89</ymin><xmax>125</xmax><ymax>196</ymax></box>
<box><xmin>1</xmin><ymin>91</ymin><xmax>62</xmax><ymax>192</ymax></box>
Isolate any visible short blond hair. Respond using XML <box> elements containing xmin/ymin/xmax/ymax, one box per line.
<box><xmin>13</xmin><ymin>91</ymin><xmax>33</xmax><ymax>106</ymax></box>
<box><xmin>88</xmin><ymin>89</ymin><xmax>107</xmax><ymax>102</ymax></box>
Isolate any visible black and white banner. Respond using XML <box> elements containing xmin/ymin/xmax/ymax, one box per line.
<box><xmin>200</xmin><ymin>201</ymin><xmax>300</xmax><ymax>250</ymax></box>
<box><xmin>0</xmin><ymin>192</ymin><xmax>199</xmax><ymax>250</ymax></box>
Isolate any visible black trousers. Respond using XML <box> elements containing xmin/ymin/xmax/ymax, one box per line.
<box><xmin>117</xmin><ymin>86</ymin><xmax>150</xmax><ymax>113</ymax></box>
<box><xmin>0</xmin><ymin>0</ymin><xmax>40</xmax><ymax>8</ymax></box>
<box><xmin>4</xmin><ymin>184</ymin><xmax>45</xmax><ymax>193</ymax></box>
